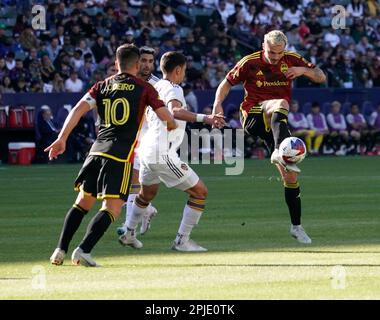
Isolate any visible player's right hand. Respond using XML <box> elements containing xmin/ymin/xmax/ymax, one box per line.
<box><xmin>44</xmin><ymin>138</ymin><xmax>66</xmax><ymax>160</ymax></box>
<box><xmin>205</xmin><ymin>113</ymin><xmax>226</xmax><ymax>129</ymax></box>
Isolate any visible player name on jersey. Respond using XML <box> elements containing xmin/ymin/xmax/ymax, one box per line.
<box><xmin>101</xmin><ymin>83</ymin><xmax>136</xmax><ymax>93</ymax></box>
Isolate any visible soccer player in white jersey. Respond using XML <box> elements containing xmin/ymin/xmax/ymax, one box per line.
<box><xmin>116</xmin><ymin>47</ymin><xmax>160</xmax><ymax>237</ymax></box>
<box><xmin>119</xmin><ymin>51</ymin><xmax>225</xmax><ymax>251</ymax></box>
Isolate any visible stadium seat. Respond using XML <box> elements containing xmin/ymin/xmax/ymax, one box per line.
<box><xmin>55</xmin><ymin>107</ymin><xmax>69</xmax><ymax>130</ymax></box>
<box><xmin>192</xmin><ymin>61</ymin><xmax>203</xmax><ymax>71</ymax></box>
<box><xmin>15</xmin><ymin>51</ymin><xmax>26</xmax><ymax>60</ymax></box>
<box><xmin>189</xmin><ymin>8</ymin><xmax>214</xmax><ymax>16</ymax></box>
<box><xmin>4</xmin><ymin>18</ymin><xmax>16</xmax><ymax>27</ymax></box>
<box><xmin>83</xmin><ymin>7</ymin><xmax>99</xmax><ymax>16</ymax></box>
<box><xmin>179</xmin><ymin>27</ymin><xmax>191</xmax><ymax>38</ymax></box>
<box><xmin>341</xmin><ymin>101</ymin><xmax>351</xmax><ymax>115</ymax></box>
<box><xmin>334</xmin><ymin>0</ymin><xmax>350</xmax><ymax>5</ymax></box>
<box><xmin>322</xmin><ymin>102</ymin><xmax>331</xmax><ymax>114</ymax></box>
<box><xmin>362</xmin><ymin>101</ymin><xmax>374</xmax><ymax>117</ymax></box>
<box><xmin>98</xmin><ymin>28</ymin><xmax>111</xmax><ymax>38</ymax></box>
<box><xmin>319</xmin><ymin>17</ymin><xmax>331</xmax><ymax>27</ymax></box>
<box><xmin>150</xmin><ymin>29</ymin><xmax>166</xmax><ymax>39</ymax></box>
<box><xmin>301</xmin><ymin>102</ymin><xmax>311</xmax><ymax>114</ymax></box>
<box><xmin>368</xmin><ymin>18</ymin><xmax>378</xmax><ymax>27</ymax></box>
<box><xmin>128</xmin><ymin>7</ymin><xmax>139</xmax><ymax>17</ymax></box>
<box><xmin>0</xmin><ymin>6</ymin><xmax>16</xmax><ymax>18</ymax></box>
<box><xmin>3</xmin><ymin>29</ymin><xmax>12</xmax><ymax>37</ymax></box>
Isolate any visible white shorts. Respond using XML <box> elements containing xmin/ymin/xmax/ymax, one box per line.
<box><xmin>139</xmin><ymin>154</ymin><xmax>199</xmax><ymax>191</ymax></box>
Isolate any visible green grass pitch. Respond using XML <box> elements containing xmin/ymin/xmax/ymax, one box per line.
<box><xmin>0</xmin><ymin>156</ymin><xmax>379</xmax><ymax>299</ymax></box>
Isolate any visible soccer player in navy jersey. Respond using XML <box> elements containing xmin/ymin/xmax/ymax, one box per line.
<box><xmin>48</xmin><ymin>44</ymin><xmax>176</xmax><ymax>266</ymax></box>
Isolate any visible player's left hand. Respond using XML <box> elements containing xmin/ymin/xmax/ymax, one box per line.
<box><xmin>285</xmin><ymin>67</ymin><xmax>306</xmax><ymax>80</ymax></box>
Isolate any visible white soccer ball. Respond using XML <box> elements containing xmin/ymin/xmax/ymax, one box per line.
<box><xmin>279</xmin><ymin>137</ymin><xmax>307</xmax><ymax>164</ymax></box>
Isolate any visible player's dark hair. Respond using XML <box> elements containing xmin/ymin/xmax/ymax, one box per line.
<box><xmin>140</xmin><ymin>46</ymin><xmax>155</xmax><ymax>56</ymax></box>
<box><xmin>160</xmin><ymin>51</ymin><xmax>187</xmax><ymax>73</ymax></box>
<box><xmin>116</xmin><ymin>44</ymin><xmax>140</xmax><ymax>71</ymax></box>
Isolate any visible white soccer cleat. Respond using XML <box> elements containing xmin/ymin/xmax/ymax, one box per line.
<box><xmin>50</xmin><ymin>248</ymin><xmax>65</xmax><ymax>265</ymax></box>
<box><xmin>140</xmin><ymin>206</ymin><xmax>158</xmax><ymax>235</ymax></box>
<box><xmin>290</xmin><ymin>225</ymin><xmax>312</xmax><ymax>244</ymax></box>
<box><xmin>71</xmin><ymin>247</ymin><xmax>99</xmax><ymax>267</ymax></box>
<box><xmin>171</xmin><ymin>239</ymin><xmax>208</xmax><ymax>252</ymax></box>
<box><xmin>271</xmin><ymin>149</ymin><xmax>301</xmax><ymax>173</ymax></box>
<box><xmin>118</xmin><ymin>229</ymin><xmax>143</xmax><ymax>249</ymax></box>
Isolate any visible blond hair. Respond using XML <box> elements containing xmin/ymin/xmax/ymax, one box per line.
<box><xmin>264</xmin><ymin>30</ymin><xmax>288</xmax><ymax>47</ymax></box>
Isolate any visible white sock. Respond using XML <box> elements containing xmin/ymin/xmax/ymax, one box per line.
<box><xmin>123</xmin><ymin>193</ymin><xmax>137</xmax><ymax>228</ymax></box>
<box><xmin>126</xmin><ymin>200</ymin><xmax>148</xmax><ymax>231</ymax></box>
<box><xmin>176</xmin><ymin>204</ymin><xmax>203</xmax><ymax>244</ymax></box>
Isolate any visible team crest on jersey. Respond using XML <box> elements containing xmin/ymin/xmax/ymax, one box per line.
<box><xmin>256</xmin><ymin>80</ymin><xmax>263</xmax><ymax>88</ymax></box>
<box><xmin>256</xmin><ymin>70</ymin><xmax>264</xmax><ymax>76</ymax></box>
<box><xmin>181</xmin><ymin>164</ymin><xmax>188</xmax><ymax>171</ymax></box>
<box><xmin>280</xmin><ymin>63</ymin><xmax>288</xmax><ymax>74</ymax></box>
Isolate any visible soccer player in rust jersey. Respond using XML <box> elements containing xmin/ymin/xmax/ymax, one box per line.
<box><xmin>47</xmin><ymin>44</ymin><xmax>177</xmax><ymax>267</ymax></box>
<box><xmin>212</xmin><ymin>30</ymin><xmax>326</xmax><ymax>244</ymax></box>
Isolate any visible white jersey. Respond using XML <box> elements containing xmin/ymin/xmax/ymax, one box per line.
<box><xmin>133</xmin><ymin>74</ymin><xmax>160</xmax><ymax>164</ymax></box>
<box><xmin>139</xmin><ymin>79</ymin><xmax>187</xmax><ymax>163</ymax></box>
<box><xmin>138</xmin><ymin>74</ymin><xmax>160</xmax><ymax>139</ymax></box>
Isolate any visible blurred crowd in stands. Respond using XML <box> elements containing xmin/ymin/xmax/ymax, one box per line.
<box><xmin>1</xmin><ymin>0</ymin><xmax>380</xmax><ymax>94</ymax></box>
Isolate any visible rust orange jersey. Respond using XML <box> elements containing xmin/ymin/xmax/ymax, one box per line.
<box><xmin>226</xmin><ymin>50</ymin><xmax>315</xmax><ymax>113</ymax></box>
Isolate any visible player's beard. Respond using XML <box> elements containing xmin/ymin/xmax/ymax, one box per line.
<box><xmin>139</xmin><ymin>69</ymin><xmax>151</xmax><ymax>79</ymax></box>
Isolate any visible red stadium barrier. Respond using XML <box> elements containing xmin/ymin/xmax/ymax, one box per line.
<box><xmin>8</xmin><ymin>107</ymin><xmax>23</xmax><ymax>128</ymax></box>
<box><xmin>0</xmin><ymin>107</ymin><xmax>7</xmax><ymax>128</ymax></box>
<box><xmin>22</xmin><ymin>106</ymin><xmax>35</xmax><ymax>128</ymax></box>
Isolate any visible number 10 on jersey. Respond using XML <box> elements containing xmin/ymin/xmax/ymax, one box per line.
<box><xmin>102</xmin><ymin>98</ymin><xmax>130</xmax><ymax>126</ymax></box>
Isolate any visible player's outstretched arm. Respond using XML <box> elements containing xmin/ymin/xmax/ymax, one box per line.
<box><xmin>212</xmin><ymin>79</ymin><xmax>232</xmax><ymax>115</ymax></box>
<box><xmin>169</xmin><ymin>100</ymin><xmax>226</xmax><ymax>128</ymax></box>
<box><xmin>286</xmin><ymin>66</ymin><xmax>326</xmax><ymax>83</ymax></box>
<box><xmin>44</xmin><ymin>100</ymin><xmax>92</xmax><ymax>160</ymax></box>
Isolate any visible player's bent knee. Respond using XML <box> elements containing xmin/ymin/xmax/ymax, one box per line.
<box><xmin>187</xmin><ymin>181</ymin><xmax>208</xmax><ymax>199</ymax></box>
<box><xmin>278</xmin><ymin>99</ymin><xmax>289</xmax><ymax>110</ymax></box>
<box><xmin>76</xmin><ymin>194</ymin><xmax>96</xmax><ymax>211</ymax></box>
<box><xmin>102</xmin><ymin>198</ymin><xmax>125</xmax><ymax>218</ymax></box>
